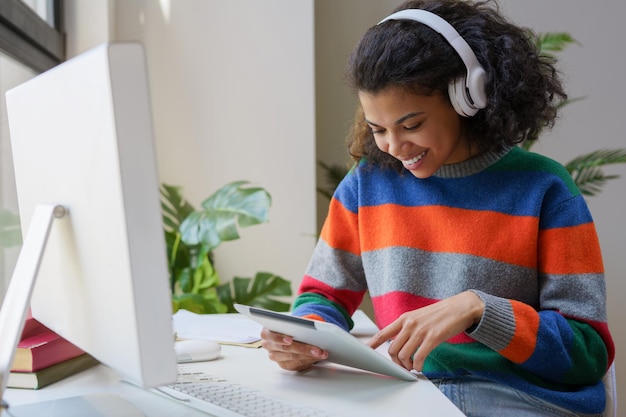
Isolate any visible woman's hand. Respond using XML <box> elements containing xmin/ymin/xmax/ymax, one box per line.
<box><xmin>260</xmin><ymin>327</ymin><xmax>328</xmax><ymax>371</ymax></box>
<box><xmin>367</xmin><ymin>291</ymin><xmax>484</xmax><ymax>372</ymax></box>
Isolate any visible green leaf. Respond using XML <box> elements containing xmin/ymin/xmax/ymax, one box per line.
<box><xmin>536</xmin><ymin>32</ymin><xmax>579</xmax><ymax>58</ymax></box>
<box><xmin>172</xmin><ymin>293</ymin><xmax>228</xmax><ymax>314</ymax></box>
<box><xmin>317</xmin><ymin>161</ymin><xmax>350</xmax><ymax>201</ymax></box>
<box><xmin>216</xmin><ymin>284</ymin><xmax>235</xmax><ymax>311</ymax></box>
<box><xmin>519</xmin><ymin>139</ymin><xmax>535</xmax><ymax>152</ymax></box>
<box><xmin>200</xmin><ymin>181</ymin><xmax>271</xmax><ymax>228</ymax></box>
<box><xmin>180</xmin><ymin>181</ymin><xmax>271</xmax><ymax>250</ymax></box>
<box><xmin>164</xmin><ymin>230</ymin><xmax>191</xmax><ymax>268</ymax></box>
<box><xmin>566</xmin><ymin>149</ymin><xmax>626</xmax><ymax>171</ymax></box>
<box><xmin>161</xmin><ymin>183</ymin><xmax>196</xmax><ymax>233</ymax></box>
<box><xmin>180</xmin><ymin>211</ymin><xmax>223</xmax><ymax>249</ymax></box>
<box><xmin>0</xmin><ymin>209</ymin><xmax>22</xmax><ymax>248</ymax></box>
<box><xmin>174</xmin><ymin>267</ymin><xmax>194</xmax><ymax>294</ymax></box>
<box><xmin>218</xmin><ymin>272</ymin><xmax>292</xmax><ymax>313</ymax></box>
<box><xmin>565</xmin><ymin>149</ymin><xmax>626</xmax><ymax>196</ymax></box>
<box><xmin>191</xmin><ymin>253</ymin><xmax>220</xmax><ymax>294</ymax></box>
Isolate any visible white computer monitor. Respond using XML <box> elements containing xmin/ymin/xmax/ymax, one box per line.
<box><xmin>1</xmin><ymin>42</ymin><xmax>177</xmax><ymax>396</ymax></box>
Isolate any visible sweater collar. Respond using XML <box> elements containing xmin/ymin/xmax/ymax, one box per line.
<box><xmin>433</xmin><ymin>146</ymin><xmax>513</xmax><ymax>178</ymax></box>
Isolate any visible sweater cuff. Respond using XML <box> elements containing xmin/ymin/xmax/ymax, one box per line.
<box><xmin>292</xmin><ymin>293</ymin><xmax>354</xmax><ymax>331</ymax></box>
<box><xmin>465</xmin><ymin>290</ymin><xmax>516</xmax><ymax>352</ymax></box>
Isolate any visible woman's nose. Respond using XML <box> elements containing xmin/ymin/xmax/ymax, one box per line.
<box><xmin>386</xmin><ymin>132</ymin><xmax>408</xmax><ymax>156</ymax></box>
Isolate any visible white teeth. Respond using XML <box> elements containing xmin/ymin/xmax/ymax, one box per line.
<box><xmin>403</xmin><ymin>151</ymin><xmax>427</xmax><ymax>166</ymax></box>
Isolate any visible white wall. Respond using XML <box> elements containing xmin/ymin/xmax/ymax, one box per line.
<box><xmin>64</xmin><ymin>0</ymin><xmax>113</xmax><ymax>56</ymax></box>
<box><xmin>314</xmin><ymin>1</ymin><xmax>395</xmax><ymax>226</ymax></box>
<box><xmin>315</xmin><ymin>0</ymin><xmax>626</xmax><ymax>409</ymax></box>
<box><xmin>64</xmin><ymin>0</ymin><xmax>317</xmax><ymax>293</ymax></box>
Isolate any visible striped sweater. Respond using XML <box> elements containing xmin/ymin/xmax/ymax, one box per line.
<box><xmin>293</xmin><ymin>146</ymin><xmax>614</xmax><ymax>415</ymax></box>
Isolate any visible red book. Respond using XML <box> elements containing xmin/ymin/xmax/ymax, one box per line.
<box><xmin>19</xmin><ymin>312</ymin><xmax>49</xmax><ymax>340</ymax></box>
<box><xmin>11</xmin><ymin>316</ymin><xmax>85</xmax><ymax>373</ymax></box>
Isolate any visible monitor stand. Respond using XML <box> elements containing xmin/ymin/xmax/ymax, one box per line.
<box><xmin>0</xmin><ymin>204</ymin><xmax>67</xmax><ymax>399</ymax></box>
<box><xmin>0</xmin><ymin>205</ymin><xmax>150</xmax><ymax>417</ymax></box>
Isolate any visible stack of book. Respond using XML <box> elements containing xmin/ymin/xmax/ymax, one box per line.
<box><xmin>7</xmin><ymin>315</ymin><xmax>99</xmax><ymax>390</ymax></box>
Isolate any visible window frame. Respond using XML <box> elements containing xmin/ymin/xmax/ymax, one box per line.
<box><xmin>0</xmin><ymin>0</ymin><xmax>65</xmax><ymax>72</ymax></box>
<box><xmin>0</xmin><ymin>0</ymin><xmax>64</xmax><ymax>299</ymax></box>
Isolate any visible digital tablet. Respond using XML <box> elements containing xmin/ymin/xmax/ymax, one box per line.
<box><xmin>234</xmin><ymin>304</ymin><xmax>418</xmax><ymax>382</ymax></box>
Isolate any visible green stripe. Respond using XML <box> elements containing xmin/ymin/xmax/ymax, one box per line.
<box><xmin>293</xmin><ymin>292</ymin><xmax>354</xmax><ymax>328</ymax></box>
<box><xmin>561</xmin><ymin>320</ymin><xmax>608</xmax><ymax>384</ymax></box>
<box><xmin>425</xmin><ymin>341</ymin><xmax>585</xmax><ymax>391</ymax></box>
<box><xmin>487</xmin><ymin>147</ymin><xmax>580</xmax><ymax>196</ymax></box>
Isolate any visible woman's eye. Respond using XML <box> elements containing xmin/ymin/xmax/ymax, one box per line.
<box><xmin>369</xmin><ymin>126</ymin><xmax>384</xmax><ymax>135</ymax></box>
<box><xmin>404</xmin><ymin>123</ymin><xmax>422</xmax><ymax>131</ymax></box>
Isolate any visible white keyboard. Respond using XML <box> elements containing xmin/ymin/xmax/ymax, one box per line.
<box><xmin>156</xmin><ymin>369</ymin><xmax>333</xmax><ymax>417</ymax></box>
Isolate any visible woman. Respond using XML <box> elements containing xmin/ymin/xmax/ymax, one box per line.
<box><xmin>261</xmin><ymin>1</ymin><xmax>614</xmax><ymax>416</ymax></box>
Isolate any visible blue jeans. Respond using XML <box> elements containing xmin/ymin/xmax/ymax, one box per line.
<box><xmin>430</xmin><ymin>376</ymin><xmax>603</xmax><ymax>417</ymax></box>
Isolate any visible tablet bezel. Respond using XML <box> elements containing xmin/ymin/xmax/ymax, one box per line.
<box><xmin>234</xmin><ymin>304</ymin><xmax>418</xmax><ymax>382</ymax></box>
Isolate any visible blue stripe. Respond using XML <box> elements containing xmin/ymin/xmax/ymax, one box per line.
<box><xmin>538</xmin><ymin>194</ymin><xmax>593</xmax><ymax>229</ymax></box>
<box><xmin>333</xmin><ymin>161</ymin><xmax>590</xmax><ymax>227</ymax></box>
<box><xmin>522</xmin><ymin>312</ymin><xmax>574</xmax><ymax>378</ymax></box>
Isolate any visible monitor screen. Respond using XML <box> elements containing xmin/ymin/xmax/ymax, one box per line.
<box><xmin>4</xmin><ymin>43</ymin><xmax>177</xmax><ymax>389</ymax></box>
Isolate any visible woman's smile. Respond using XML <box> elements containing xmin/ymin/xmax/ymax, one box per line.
<box><xmin>359</xmin><ymin>87</ymin><xmax>472</xmax><ymax>179</ymax></box>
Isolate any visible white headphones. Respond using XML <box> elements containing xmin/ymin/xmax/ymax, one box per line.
<box><xmin>378</xmin><ymin>9</ymin><xmax>488</xmax><ymax>117</ymax></box>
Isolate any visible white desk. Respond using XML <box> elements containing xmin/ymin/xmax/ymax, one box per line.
<box><xmin>4</xmin><ymin>313</ymin><xmax>466</xmax><ymax>417</ymax></box>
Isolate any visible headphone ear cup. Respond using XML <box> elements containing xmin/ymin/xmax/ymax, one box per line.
<box><xmin>448</xmin><ymin>77</ymin><xmax>478</xmax><ymax>117</ymax></box>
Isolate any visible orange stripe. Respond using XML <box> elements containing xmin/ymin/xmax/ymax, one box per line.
<box><xmin>538</xmin><ymin>223</ymin><xmax>604</xmax><ymax>274</ymax></box>
<box><xmin>360</xmin><ymin>205</ymin><xmax>539</xmax><ymax>268</ymax></box>
<box><xmin>320</xmin><ymin>198</ymin><xmax>361</xmax><ymax>255</ymax></box>
<box><xmin>301</xmin><ymin>314</ymin><xmax>325</xmax><ymax>322</ymax></box>
<box><xmin>499</xmin><ymin>300</ymin><xmax>539</xmax><ymax>363</ymax></box>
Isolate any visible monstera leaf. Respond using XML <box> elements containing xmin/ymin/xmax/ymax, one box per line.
<box><xmin>161</xmin><ymin>183</ymin><xmax>195</xmax><ymax>233</ymax></box>
<box><xmin>161</xmin><ymin>181</ymin><xmax>290</xmax><ymax>314</ymax></box>
<box><xmin>179</xmin><ymin>181</ymin><xmax>271</xmax><ymax>251</ymax></box>
<box><xmin>217</xmin><ymin>272</ymin><xmax>292</xmax><ymax>313</ymax></box>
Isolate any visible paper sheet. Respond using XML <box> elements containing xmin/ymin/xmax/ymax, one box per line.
<box><xmin>172</xmin><ymin>309</ymin><xmax>378</xmax><ymax>347</ymax></box>
<box><xmin>172</xmin><ymin>310</ymin><xmax>263</xmax><ymax>345</ymax></box>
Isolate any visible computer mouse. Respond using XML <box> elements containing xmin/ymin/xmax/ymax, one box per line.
<box><xmin>175</xmin><ymin>339</ymin><xmax>221</xmax><ymax>363</ymax></box>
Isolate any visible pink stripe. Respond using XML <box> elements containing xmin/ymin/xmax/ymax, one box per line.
<box><xmin>298</xmin><ymin>275</ymin><xmax>365</xmax><ymax>314</ymax></box>
<box><xmin>372</xmin><ymin>291</ymin><xmax>475</xmax><ymax>344</ymax></box>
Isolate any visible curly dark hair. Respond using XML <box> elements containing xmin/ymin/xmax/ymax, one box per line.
<box><xmin>346</xmin><ymin>0</ymin><xmax>567</xmax><ymax>170</ymax></box>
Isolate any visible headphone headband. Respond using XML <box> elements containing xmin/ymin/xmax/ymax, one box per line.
<box><xmin>378</xmin><ymin>9</ymin><xmax>487</xmax><ymax>116</ymax></box>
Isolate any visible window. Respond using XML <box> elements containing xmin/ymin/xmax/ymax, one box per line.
<box><xmin>0</xmin><ymin>0</ymin><xmax>64</xmax><ymax>302</ymax></box>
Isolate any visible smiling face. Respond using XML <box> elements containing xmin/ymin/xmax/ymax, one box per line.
<box><xmin>359</xmin><ymin>86</ymin><xmax>474</xmax><ymax>179</ymax></box>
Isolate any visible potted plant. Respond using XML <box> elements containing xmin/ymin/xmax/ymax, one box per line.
<box><xmin>161</xmin><ymin>181</ymin><xmax>292</xmax><ymax>314</ymax></box>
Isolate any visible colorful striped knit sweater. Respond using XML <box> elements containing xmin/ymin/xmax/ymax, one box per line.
<box><xmin>293</xmin><ymin>146</ymin><xmax>614</xmax><ymax>415</ymax></box>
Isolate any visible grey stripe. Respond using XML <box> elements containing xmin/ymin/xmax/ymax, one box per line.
<box><xmin>305</xmin><ymin>239</ymin><xmax>368</xmax><ymax>292</ymax></box>
<box><xmin>540</xmin><ymin>273</ymin><xmax>607</xmax><ymax>322</ymax></box>
<box><xmin>434</xmin><ymin>146</ymin><xmax>511</xmax><ymax>178</ymax></box>
<box><xmin>362</xmin><ymin>246</ymin><xmax>538</xmax><ymax>304</ymax></box>
<box><xmin>305</xmin><ymin>243</ymin><xmax>607</xmax><ymax>325</ymax></box>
